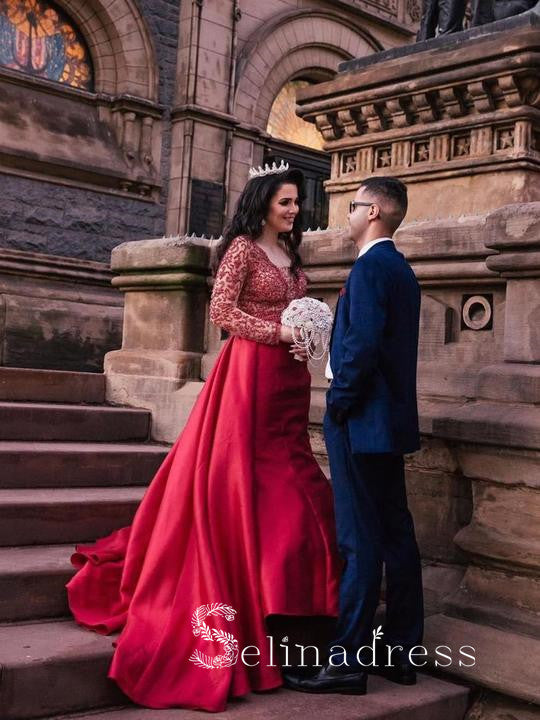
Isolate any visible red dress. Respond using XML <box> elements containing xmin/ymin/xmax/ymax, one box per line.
<box><xmin>66</xmin><ymin>235</ymin><xmax>340</xmax><ymax>712</ymax></box>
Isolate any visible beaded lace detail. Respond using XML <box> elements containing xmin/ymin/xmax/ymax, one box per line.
<box><xmin>209</xmin><ymin>235</ymin><xmax>307</xmax><ymax>345</ymax></box>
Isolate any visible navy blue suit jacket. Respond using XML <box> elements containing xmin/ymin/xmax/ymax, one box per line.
<box><xmin>326</xmin><ymin>240</ymin><xmax>421</xmax><ymax>455</ymax></box>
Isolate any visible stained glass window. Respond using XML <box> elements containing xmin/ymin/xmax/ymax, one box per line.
<box><xmin>0</xmin><ymin>0</ymin><xmax>93</xmax><ymax>90</ymax></box>
<box><xmin>267</xmin><ymin>80</ymin><xmax>325</xmax><ymax>151</ymax></box>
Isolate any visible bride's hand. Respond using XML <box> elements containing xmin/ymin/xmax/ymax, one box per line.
<box><xmin>280</xmin><ymin>325</ymin><xmax>307</xmax><ymax>360</ymax></box>
<box><xmin>279</xmin><ymin>325</ymin><xmax>295</xmax><ymax>344</ymax></box>
<box><xmin>290</xmin><ymin>345</ymin><xmax>308</xmax><ymax>361</ymax></box>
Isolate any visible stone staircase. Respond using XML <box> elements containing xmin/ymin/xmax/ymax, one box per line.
<box><xmin>0</xmin><ymin>367</ymin><xmax>471</xmax><ymax>720</ymax></box>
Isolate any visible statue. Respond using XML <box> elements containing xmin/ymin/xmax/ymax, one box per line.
<box><xmin>416</xmin><ymin>0</ymin><xmax>537</xmax><ymax>40</ymax></box>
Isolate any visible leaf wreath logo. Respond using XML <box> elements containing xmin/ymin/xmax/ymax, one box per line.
<box><xmin>189</xmin><ymin>603</ymin><xmax>239</xmax><ymax>669</ymax></box>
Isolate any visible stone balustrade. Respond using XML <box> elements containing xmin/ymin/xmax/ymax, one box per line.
<box><xmin>104</xmin><ymin>234</ymin><xmax>213</xmax><ymax>442</ymax></box>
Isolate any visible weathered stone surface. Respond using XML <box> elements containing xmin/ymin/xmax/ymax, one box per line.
<box><xmin>0</xmin><ymin>367</ymin><xmax>105</xmax><ymax>403</ymax></box>
<box><xmin>424</xmin><ymin>614</ymin><xmax>539</xmax><ymax>704</ymax></box>
<box><xmin>454</xmin><ymin>481</ymin><xmax>540</xmax><ymax>572</ymax></box>
<box><xmin>0</xmin><ymin>248</ymin><xmax>123</xmax><ymax>371</ymax></box>
<box><xmin>455</xmin><ymin>444</ymin><xmax>540</xmax><ymax>489</ymax></box>
<box><xmin>0</xmin><ymin>0</ymin><xmax>179</xmax><ymax>262</ymax></box>
<box><xmin>465</xmin><ymin>690</ymin><xmax>540</xmax><ymax>720</ymax></box>
<box><xmin>0</xmin><ymin>620</ymin><xmax>126</xmax><ymax>719</ymax></box>
<box><xmin>476</xmin><ymin>363</ymin><xmax>540</xmax><ymax>404</ymax></box>
<box><xmin>0</xmin><ymin>401</ymin><xmax>150</xmax><ymax>443</ymax></box>
<box><xmin>2</xmin><ymin>293</ymin><xmax>123</xmax><ymax>373</ymax></box>
<box><xmin>432</xmin><ymin>402</ymin><xmax>540</xmax><ymax>450</ymax></box>
<box><xmin>410</xmin><ymin>437</ymin><xmax>460</xmax><ymax>474</ymax></box>
<box><xmin>106</xmin><ymin>373</ymin><xmax>204</xmax><ymax>443</ymax></box>
<box><xmin>105</xmin><ymin>236</ymin><xmax>214</xmax><ymax>438</ymax></box>
<box><xmin>59</xmin><ymin>679</ymin><xmax>469</xmax><ymax>720</ymax></box>
<box><xmin>0</xmin><ymin>617</ymin><xmax>469</xmax><ymax>720</ymax></box>
<box><xmin>0</xmin><ymin>440</ymin><xmax>168</xmax><ymax>490</ymax></box>
<box><xmin>0</xmin><ymin>486</ymin><xmax>145</xmax><ymax>546</ymax></box>
<box><xmin>422</xmin><ymin>562</ymin><xmax>466</xmax><ymax>616</ymax></box>
<box><xmin>0</xmin><ymin>544</ymin><xmax>75</xmax><ymax>621</ymax></box>
<box><xmin>0</xmin><ymin>174</ymin><xmax>165</xmax><ymax>263</ymax></box>
<box><xmin>447</xmin><ymin>564</ymin><xmax>540</xmax><ymax>637</ymax></box>
<box><xmin>407</xmin><ymin>467</ymin><xmax>472</xmax><ymax>562</ymax></box>
<box><xmin>120</xmin><ymin>289</ymin><xmax>207</xmax><ymax>353</ymax></box>
<box><xmin>297</xmin><ymin>21</ymin><xmax>540</xmax><ymax>224</ymax></box>
<box><xmin>484</xmin><ymin>202</ymin><xmax>540</xmax><ymax>254</ymax></box>
<box><xmin>503</xmin><ymin>280</ymin><xmax>540</xmax><ymax>362</ymax></box>
<box><xmin>339</xmin><ymin>5</ymin><xmax>540</xmax><ymax>73</ymax></box>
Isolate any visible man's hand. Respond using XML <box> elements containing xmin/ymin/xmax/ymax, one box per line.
<box><xmin>289</xmin><ymin>344</ymin><xmax>308</xmax><ymax>361</ymax></box>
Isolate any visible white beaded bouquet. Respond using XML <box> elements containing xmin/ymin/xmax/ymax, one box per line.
<box><xmin>281</xmin><ymin>297</ymin><xmax>333</xmax><ymax>362</ymax></box>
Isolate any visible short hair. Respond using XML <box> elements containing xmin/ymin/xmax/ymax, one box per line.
<box><xmin>359</xmin><ymin>176</ymin><xmax>408</xmax><ymax>231</ymax></box>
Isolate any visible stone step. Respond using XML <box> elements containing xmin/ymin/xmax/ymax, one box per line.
<box><xmin>0</xmin><ymin>487</ymin><xmax>145</xmax><ymax>546</ymax></box>
<box><xmin>0</xmin><ymin>441</ymin><xmax>169</xmax><ymax>489</ymax></box>
<box><xmin>0</xmin><ymin>620</ymin><xmax>126</xmax><ymax>720</ymax></box>
<box><xmin>0</xmin><ymin>402</ymin><xmax>151</xmax><ymax>442</ymax></box>
<box><xmin>0</xmin><ymin>615</ymin><xmax>469</xmax><ymax>720</ymax></box>
<box><xmin>0</xmin><ymin>544</ymin><xmax>75</xmax><ymax>622</ymax></box>
<box><xmin>0</xmin><ymin>368</ymin><xmax>105</xmax><ymax>404</ymax></box>
<box><xmin>41</xmin><ymin>674</ymin><xmax>470</xmax><ymax>719</ymax></box>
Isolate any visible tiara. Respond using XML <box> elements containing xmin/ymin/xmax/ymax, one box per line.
<box><xmin>248</xmin><ymin>160</ymin><xmax>289</xmax><ymax>179</ymax></box>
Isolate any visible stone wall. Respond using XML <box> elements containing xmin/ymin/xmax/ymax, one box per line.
<box><xmin>0</xmin><ymin>0</ymin><xmax>180</xmax><ymax>263</ymax></box>
<box><xmin>0</xmin><ymin>0</ymin><xmax>417</xmax><ymax>262</ymax></box>
<box><xmin>0</xmin><ymin>248</ymin><xmax>123</xmax><ymax>372</ymax></box>
<box><xmin>0</xmin><ymin>175</ymin><xmax>165</xmax><ymax>264</ymax></box>
<box><xmin>164</xmin><ymin>0</ymin><xmax>416</xmax><ymax>236</ymax></box>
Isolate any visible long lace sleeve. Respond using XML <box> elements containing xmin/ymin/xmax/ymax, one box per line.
<box><xmin>209</xmin><ymin>236</ymin><xmax>281</xmax><ymax>345</ymax></box>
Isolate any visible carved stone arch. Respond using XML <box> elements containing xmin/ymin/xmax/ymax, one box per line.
<box><xmin>252</xmin><ymin>46</ymin><xmax>351</xmax><ymax>130</ymax></box>
<box><xmin>235</xmin><ymin>10</ymin><xmax>382</xmax><ymax>127</ymax></box>
<box><xmin>60</xmin><ymin>0</ymin><xmax>159</xmax><ymax>101</ymax></box>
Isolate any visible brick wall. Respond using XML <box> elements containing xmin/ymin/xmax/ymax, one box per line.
<box><xmin>0</xmin><ymin>0</ymin><xmax>180</xmax><ymax>264</ymax></box>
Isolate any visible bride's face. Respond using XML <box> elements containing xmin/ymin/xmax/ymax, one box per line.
<box><xmin>265</xmin><ymin>183</ymin><xmax>299</xmax><ymax>234</ymax></box>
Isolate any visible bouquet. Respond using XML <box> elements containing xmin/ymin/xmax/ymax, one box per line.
<box><xmin>281</xmin><ymin>297</ymin><xmax>333</xmax><ymax>362</ymax></box>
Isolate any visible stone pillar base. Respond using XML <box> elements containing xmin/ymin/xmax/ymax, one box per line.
<box><xmin>105</xmin><ymin>370</ymin><xmax>205</xmax><ymax>444</ymax></box>
<box><xmin>424</xmin><ymin>614</ymin><xmax>539</xmax><ymax>705</ymax></box>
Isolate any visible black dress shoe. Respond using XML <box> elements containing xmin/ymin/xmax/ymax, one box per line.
<box><xmin>371</xmin><ymin>661</ymin><xmax>417</xmax><ymax>685</ymax></box>
<box><xmin>283</xmin><ymin>663</ymin><xmax>367</xmax><ymax>695</ymax></box>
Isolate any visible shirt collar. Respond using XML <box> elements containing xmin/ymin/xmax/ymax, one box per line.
<box><xmin>358</xmin><ymin>236</ymin><xmax>394</xmax><ymax>258</ymax></box>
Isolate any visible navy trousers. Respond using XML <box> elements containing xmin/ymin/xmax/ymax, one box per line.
<box><xmin>323</xmin><ymin>413</ymin><xmax>424</xmax><ymax>665</ymax></box>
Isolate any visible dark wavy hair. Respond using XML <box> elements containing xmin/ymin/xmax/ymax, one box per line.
<box><xmin>214</xmin><ymin>168</ymin><xmax>305</xmax><ymax>277</ymax></box>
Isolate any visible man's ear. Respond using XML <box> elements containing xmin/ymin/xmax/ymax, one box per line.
<box><xmin>369</xmin><ymin>204</ymin><xmax>381</xmax><ymax>221</ymax></box>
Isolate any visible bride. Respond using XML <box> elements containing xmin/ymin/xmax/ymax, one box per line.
<box><xmin>67</xmin><ymin>163</ymin><xmax>340</xmax><ymax>712</ymax></box>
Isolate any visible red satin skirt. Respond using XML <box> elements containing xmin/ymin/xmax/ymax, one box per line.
<box><xmin>66</xmin><ymin>336</ymin><xmax>340</xmax><ymax>712</ymax></box>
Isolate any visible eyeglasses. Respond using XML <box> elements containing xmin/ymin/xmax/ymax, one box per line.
<box><xmin>349</xmin><ymin>201</ymin><xmax>374</xmax><ymax>214</ymax></box>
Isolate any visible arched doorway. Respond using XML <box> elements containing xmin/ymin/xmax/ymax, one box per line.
<box><xmin>264</xmin><ymin>78</ymin><xmax>330</xmax><ymax>231</ymax></box>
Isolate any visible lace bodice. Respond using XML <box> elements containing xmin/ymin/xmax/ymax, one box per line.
<box><xmin>209</xmin><ymin>235</ymin><xmax>308</xmax><ymax>344</ymax></box>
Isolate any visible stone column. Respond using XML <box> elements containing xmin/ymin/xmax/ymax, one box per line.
<box><xmin>484</xmin><ymin>203</ymin><xmax>540</xmax><ymax>364</ymax></box>
<box><xmin>104</xmin><ymin>235</ymin><xmax>212</xmax><ymax>442</ymax></box>
<box><xmin>166</xmin><ymin>0</ymin><xmax>237</xmax><ymax>237</ymax></box>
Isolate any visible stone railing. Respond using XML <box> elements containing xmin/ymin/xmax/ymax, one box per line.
<box><xmin>104</xmin><ymin>234</ymin><xmax>213</xmax><ymax>442</ymax></box>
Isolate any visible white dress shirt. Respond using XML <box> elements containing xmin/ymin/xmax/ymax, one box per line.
<box><xmin>325</xmin><ymin>237</ymin><xmax>394</xmax><ymax>381</ymax></box>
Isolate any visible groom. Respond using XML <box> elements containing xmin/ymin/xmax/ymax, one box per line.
<box><xmin>287</xmin><ymin>176</ymin><xmax>424</xmax><ymax>694</ymax></box>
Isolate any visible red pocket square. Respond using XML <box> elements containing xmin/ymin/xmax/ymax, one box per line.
<box><xmin>339</xmin><ymin>286</ymin><xmax>346</xmax><ymax>297</ymax></box>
